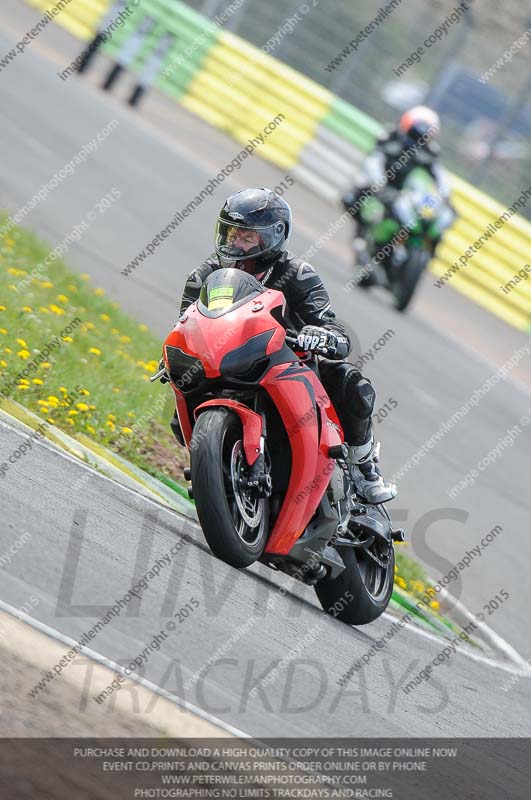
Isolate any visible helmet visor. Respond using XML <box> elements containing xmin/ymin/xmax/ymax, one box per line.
<box><xmin>215</xmin><ymin>219</ymin><xmax>286</xmax><ymax>262</ymax></box>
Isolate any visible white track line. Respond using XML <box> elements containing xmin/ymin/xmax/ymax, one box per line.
<box><xmin>381</xmin><ymin>611</ymin><xmax>531</xmax><ymax>675</ymax></box>
<box><xmin>0</xmin><ymin>597</ymin><xmax>250</xmax><ymax>739</ymax></box>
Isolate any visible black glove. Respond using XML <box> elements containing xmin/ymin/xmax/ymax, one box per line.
<box><xmin>297</xmin><ymin>326</ymin><xmax>348</xmax><ymax>358</ymax></box>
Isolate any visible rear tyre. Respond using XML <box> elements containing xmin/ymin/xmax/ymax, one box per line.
<box><xmin>190</xmin><ymin>408</ymin><xmax>269</xmax><ymax>568</ymax></box>
<box><xmin>394</xmin><ymin>249</ymin><xmax>429</xmax><ymax>311</ymax></box>
<box><xmin>314</xmin><ymin>535</ymin><xmax>394</xmax><ymax>625</ymax></box>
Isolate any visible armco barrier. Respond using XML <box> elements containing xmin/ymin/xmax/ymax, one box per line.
<box><xmin>22</xmin><ymin>1</ymin><xmax>531</xmax><ymax>332</ymax></box>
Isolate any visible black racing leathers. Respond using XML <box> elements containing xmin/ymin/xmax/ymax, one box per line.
<box><xmin>178</xmin><ymin>252</ymin><xmax>375</xmax><ymax>445</ymax></box>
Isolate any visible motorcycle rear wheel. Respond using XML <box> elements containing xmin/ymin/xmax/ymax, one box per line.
<box><xmin>190</xmin><ymin>407</ymin><xmax>269</xmax><ymax>568</ymax></box>
<box><xmin>314</xmin><ymin>528</ymin><xmax>394</xmax><ymax>625</ymax></box>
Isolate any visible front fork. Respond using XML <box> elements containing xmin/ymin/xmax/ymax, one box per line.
<box><xmin>246</xmin><ymin>410</ymin><xmax>272</xmax><ymax>497</ymax></box>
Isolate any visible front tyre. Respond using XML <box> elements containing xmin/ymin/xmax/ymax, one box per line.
<box><xmin>190</xmin><ymin>408</ymin><xmax>269</xmax><ymax>568</ymax></box>
<box><xmin>394</xmin><ymin>248</ymin><xmax>429</xmax><ymax>311</ymax></box>
<box><xmin>314</xmin><ymin>540</ymin><xmax>394</xmax><ymax>625</ymax></box>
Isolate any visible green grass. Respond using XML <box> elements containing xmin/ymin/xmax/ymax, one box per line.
<box><xmin>0</xmin><ymin>213</ymin><xmax>186</xmax><ymax>479</ymax></box>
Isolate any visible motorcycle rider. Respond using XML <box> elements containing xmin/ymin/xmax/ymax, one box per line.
<box><xmin>169</xmin><ymin>188</ymin><xmax>397</xmax><ymax>504</ymax></box>
<box><xmin>343</xmin><ymin>105</ymin><xmax>453</xmax><ymax>255</ymax></box>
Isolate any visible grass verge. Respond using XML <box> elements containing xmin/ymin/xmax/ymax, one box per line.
<box><xmin>0</xmin><ymin>213</ymin><xmax>186</xmax><ymax>481</ymax></box>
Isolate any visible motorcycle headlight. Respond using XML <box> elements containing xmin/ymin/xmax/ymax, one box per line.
<box><xmin>165</xmin><ymin>346</ymin><xmax>205</xmax><ymax>391</ymax></box>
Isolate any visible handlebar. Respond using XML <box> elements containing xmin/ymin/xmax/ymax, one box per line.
<box><xmin>150</xmin><ymin>367</ymin><xmax>167</xmax><ymax>383</ymax></box>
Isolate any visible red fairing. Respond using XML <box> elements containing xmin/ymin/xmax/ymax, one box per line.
<box><xmin>170</xmin><ymin>384</ymin><xmax>193</xmax><ymax>446</ymax></box>
<box><xmin>162</xmin><ymin>284</ymin><xmax>344</xmax><ymax>558</ymax></box>
<box><xmin>163</xmin><ymin>289</ymin><xmax>287</xmax><ymax>377</ymax></box>
<box><xmin>262</xmin><ymin>363</ymin><xmax>343</xmax><ymax>555</ymax></box>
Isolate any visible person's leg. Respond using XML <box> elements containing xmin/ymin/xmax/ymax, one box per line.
<box><xmin>75</xmin><ymin>33</ymin><xmax>105</xmax><ymax>74</ymax></box>
<box><xmin>319</xmin><ymin>360</ymin><xmax>397</xmax><ymax>503</ymax></box>
<box><xmin>102</xmin><ymin>62</ymin><xmax>126</xmax><ymax>90</ymax></box>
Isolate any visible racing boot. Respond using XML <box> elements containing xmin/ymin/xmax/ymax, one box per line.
<box><xmin>347</xmin><ymin>435</ymin><xmax>397</xmax><ymax>504</ymax></box>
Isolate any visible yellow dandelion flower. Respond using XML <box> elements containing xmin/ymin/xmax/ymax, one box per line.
<box><xmin>105</xmin><ymin>420</ymin><xmax>115</xmax><ymax>431</ymax></box>
<box><xmin>32</xmin><ymin>378</ymin><xmax>44</xmax><ymax>385</ymax></box>
<box><xmin>111</xmin><ymin>328</ymin><xmax>119</xmax><ymax>335</ymax></box>
<box><xmin>37</xmin><ymin>400</ymin><xmax>49</xmax><ymax>406</ymax></box>
<box><xmin>138</xmin><ymin>324</ymin><xmax>148</xmax><ymax>332</ymax></box>
<box><xmin>39</xmin><ymin>307</ymin><xmax>50</xmax><ymax>314</ymax></box>
<box><xmin>78</xmin><ymin>388</ymin><xmax>90</xmax><ymax>396</ymax></box>
<box><xmin>112</xmin><ymin>387</ymin><xmax>120</xmax><ymax>393</ymax></box>
<box><xmin>49</xmin><ymin>304</ymin><xmax>65</xmax><ymax>316</ymax></box>
<box><xmin>430</xmin><ymin>600</ymin><xmax>440</xmax><ymax>611</ymax></box>
<box><xmin>0</xmin><ymin>359</ymin><xmax>7</xmax><ymax>368</ymax></box>
<box><xmin>89</xmin><ymin>404</ymin><xmax>96</xmax><ymax>410</ymax></box>
<box><xmin>17</xmin><ymin>384</ymin><xmax>29</xmax><ymax>391</ymax></box>
<box><xmin>68</xmin><ymin>410</ymin><xmax>78</xmax><ymax>416</ymax></box>
<box><xmin>86</xmin><ymin>425</ymin><xmax>95</xmax><ymax>434</ymax></box>
<box><xmin>88</xmin><ymin>347</ymin><xmax>101</xmax><ymax>356</ymax></box>
<box><xmin>100</xmin><ymin>314</ymin><xmax>110</xmax><ymax>322</ymax></box>
<box><xmin>0</xmin><ymin>305</ymin><xmax>6</xmax><ymax>312</ymax></box>
<box><xmin>19</xmin><ymin>379</ymin><xmax>30</xmax><ymax>385</ymax></box>
<box><xmin>62</xmin><ymin>336</ymin><xmax>73</xmax><ymax>343</ymax></box>
<box><xmin>41</xmin><ymin>362</ymin><xmax>51</xmax><ymax>369</ymax></box>
<box><xmin>4</xmin><ymin>347</ymin><xmax>13</xmax><ymax>353</ymax></box>
<box><xmin>0</xmin><ymin>329</ymin><xmax>8</xmax><ymax>335</ymax></box>
<box><xmin>121</xmin><ymin>427</ymin><xmax>133</xmax><ymax>435</ymax></box>
<box><xmin>396</xmin><ymin>576</ymin><xmax>407</xmax><ymax>590</ymax></box>
<box><xmin>84</xmin><ymin>322</ymin><xmax>95</xmax><ymax>331</ymax></box>
<box><xmin>127</xmin><ymin>412</ymin><xmax>135</xmax><ymax>418</ymax></box>
<box><xmin>107</xmin><ymin>413</ymin><xmax>117</xmax><ymax>421</ymax></box>
<box><xmin>17</xmin><ymin>349</ymin><xmax>30</xmax><ymax>360</ymax></box>
<box><xmin>67</xmin><ymin>284</ymin><xmax>78</xmax><ymax>292</ymax></box>
<box><xmin>76</xmin><ymin>402</ymin><xmax>90</xmax><ymax>412</ymax></box>
<box><xmin>16</xmin><ymin>338</ymin><xmax>27</xmax><ymax>348</ymax></box>
<box><xmin>119</xmin><ymin>335</ymin><xmax>131</xmax><ymax>344</ymax></box>
<box><xmin>22</xmin><ymin>306</ymin><xmax>33</xmax><ymax>313</ymax></box>
<box><xmin>40</xmin><ymin>281</ymin><xmax>53</xmax><ymax>289</ymax></box>
<box><xmin>56</xmin><ymin>294</ymin><xmax>68</xmax><ymax>304</ymax></box>
<box><xmin>65</xmin><ymin>418</ymin><xmax>75</xmax><ymax>426</ymax></box>
<box><xmin>46</xmin><ymin>418</ymin><xmax>55</xmax><ymax>425</ymax></box>
<box><xmin>80</xmin><ymin>273</ymin><xmax>90</xmax><ymax>281</ymax></box>
<box><xmin>94</xmin><ymin>288</ymin><xmax>105</xmax><ymax>296</ymax></box>
<box><xmin>59</xmin><ymin>387</ymin><xmax>68</xmax><ymax>394</ymax></box>
<box><xmin>7</xmin><ymin>267</ymin><xmax>26</xmax><ymax>276</ymax></box>
<box><xmin>47</xmin><ymin>396</ymin><xmax>60</xmax><ymax>406</ymax></box>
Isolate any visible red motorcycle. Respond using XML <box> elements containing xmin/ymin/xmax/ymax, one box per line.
<box><xmin>155</xmin><ymin>268</ymin><xmax>402</xmax><ymax>624</ymax></box>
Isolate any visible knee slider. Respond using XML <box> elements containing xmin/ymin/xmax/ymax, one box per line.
<box><xmin>346</xmin><ymin>372</ymin><xmax>375</xmax><ymax>418</ymax></box>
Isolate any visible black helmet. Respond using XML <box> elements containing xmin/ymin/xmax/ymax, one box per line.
<box><xmin>215</xmin><ymin>188</ymin><xmax>292</xmax><ymax>277</ymax></box>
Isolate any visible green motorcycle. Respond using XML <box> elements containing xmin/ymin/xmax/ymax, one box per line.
<box><xmin>348</xmin><ymin>168</ymin><xmax>454</xmax><ymax>311</ymax></box>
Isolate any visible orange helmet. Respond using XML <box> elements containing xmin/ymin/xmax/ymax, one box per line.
<box><xmin>399</xmin><ymin>106</ymin><xmax>440</xmax><ymax>143</ymax></box>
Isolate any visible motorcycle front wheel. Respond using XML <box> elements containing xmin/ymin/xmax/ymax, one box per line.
<box><xmin>190</xmin><ymin>407</ymin><xmax>269</xmax><ymax>568</ymax></box>
<box><xmin>394</xmin><ymin>248</ymin><xmax>430</xmax><ymax>311</ymax></box>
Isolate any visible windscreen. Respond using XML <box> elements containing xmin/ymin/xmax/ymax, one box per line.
<box><xmin>198</xmin><ymin>268</ymin><xmax>264</xmax><ymax>316</ymax></box>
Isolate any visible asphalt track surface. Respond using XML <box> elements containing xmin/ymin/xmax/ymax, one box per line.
<box><xmin>1</xmin><ymin>1</ymin><xmax>531</xmax><ymax>737</ymax></box>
